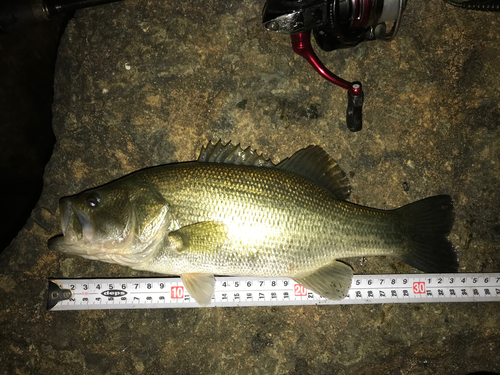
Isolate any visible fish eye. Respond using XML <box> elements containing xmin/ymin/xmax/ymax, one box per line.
<box><xmin>87</xmin><ymin>196</ymin><xmax>100</xmax><ymax>208</ymax></box>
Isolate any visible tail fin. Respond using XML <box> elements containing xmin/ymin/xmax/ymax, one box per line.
<box><xmin>395</xmin><ymin>195</ymin><xmax>458</xmax><ymax>273</ymax></box>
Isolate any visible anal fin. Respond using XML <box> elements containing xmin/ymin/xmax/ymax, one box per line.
<box><xmin>293</xmin><ymin>261</ymin><xmax>353</xmax><ymax>300</ymax></box>
<box><xmin>181</xmin><ymin>273</ymin><xmax>215</xmax><ymax>306</ymax></box>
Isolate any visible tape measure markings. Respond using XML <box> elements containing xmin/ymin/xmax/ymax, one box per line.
<box><xmin>48</xmin><ymin>273</ymin><xmax>500</xmax><ymax>310</ymax></box>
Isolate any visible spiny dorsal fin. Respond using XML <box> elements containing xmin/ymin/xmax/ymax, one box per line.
<box><xmin>198</xmin><ymin>141</ymin><xmax>351</xmax><ymax>200</ymax></box>
<box><xmin>277</xmin><ymin>146</ymin><xmax>351</xmax><ymax>200</ymax></box>
<box><xmin>198</xmin><ymin>140</ymin><xmax>275</xmax><ymax>168</ymax></box>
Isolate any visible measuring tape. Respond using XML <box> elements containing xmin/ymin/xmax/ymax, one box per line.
<box><xmin>47</xmin><ymin>273</ymin><xmax>500</xmax><ymax>310</ymax></box>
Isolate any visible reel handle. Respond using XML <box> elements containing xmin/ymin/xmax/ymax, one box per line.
<box><xmin>347</xmin><ymin>84</ymin><xmax>364</xmax><ymax>132</ymax></box>
<box><xmin>291</xmin><ymin>32</ymin><xmax>364</xmax><ymax>131</ymax></box>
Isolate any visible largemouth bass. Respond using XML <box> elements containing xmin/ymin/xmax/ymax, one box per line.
<box><xmin>48</xmin><ymin>141</ymin><xmax>458</xmax><ymax>306</ymax></box>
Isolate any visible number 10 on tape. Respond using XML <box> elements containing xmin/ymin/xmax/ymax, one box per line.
<box><xmin>171</xmin><ymin>286</ymin><xmax>184</xmax><ymax>299</ymax></box>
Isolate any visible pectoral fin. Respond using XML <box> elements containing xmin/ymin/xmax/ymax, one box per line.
<box><xmin>181</xmin><ymin>273</ymin><xmax>215</xmax><ymax>306</ymax></box>
<box><xmin>167</xmin><ymin>221</ymin><xmax>228</xmax><ymax>254</ymax></box>
<box><xmin>293</xmin><ymin>261</ymin><xmax>353</xmax><ymax>300</ymax></box>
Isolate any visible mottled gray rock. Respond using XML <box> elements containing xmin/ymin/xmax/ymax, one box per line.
<box><xmin>1</xmin><ymin>0</ymin><xmax>499</xmax><ymax>374</ymax></box>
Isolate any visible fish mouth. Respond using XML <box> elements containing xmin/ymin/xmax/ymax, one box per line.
<box><xmin>61</xmin><ymin>197</ymin><xmax>86</xmax><ymax>242</ymax></box>
<box><xmin>49</xmin><ymin>197</ymin><xmax>92</xmax><ymax>254</ymax></box>
<box><xmin>48</xmin><ymin>198</ymin><xmax>97</xmax><ymax>257</ymax></box>
<box><xmin>48</xmin><ymin>195</ymin><xmax>158</xmax><ymax>265</ymax></box>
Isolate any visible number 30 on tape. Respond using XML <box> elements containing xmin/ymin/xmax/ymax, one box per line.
<box><xmin>413</xmin><ymin>281</ymin><xmax>426</xmax><ymax>294</ymax></box>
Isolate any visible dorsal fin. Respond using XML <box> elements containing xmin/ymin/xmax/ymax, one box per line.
<box><xmin>198</xmin><ymin>140</ymin><xmax>275</xmax><ymax>168</ymax></box>
<box><xmin>276</xmin><ymin>146</ymin><xmax>351</xmax><ymax>200</ymax></box>
<box><xmin>198</xmin><ymin>141</ymin><xmax>351</xmax><ymax>200</ymax></box>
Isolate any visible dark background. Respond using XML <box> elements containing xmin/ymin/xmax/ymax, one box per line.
<box><xmin>0</xmin><ymin>15</ymin><xmax>67</xmax><ymax>252</ymax></box>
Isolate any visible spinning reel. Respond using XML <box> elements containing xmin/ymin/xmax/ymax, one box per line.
<box><xmin>263</xmin><ymin>0</ymin><xmax>407</xmax><ymax>131</ymax></box>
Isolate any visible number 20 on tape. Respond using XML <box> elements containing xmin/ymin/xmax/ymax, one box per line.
<box><xmin>294</xmin><ymin>284</ymin><xmax>307</xmax><ymax>296</ymax></box>
<box><xmin>413</xmin><ymin>281</ymin><xmax>426</xmax><ymax>294</ymax></box>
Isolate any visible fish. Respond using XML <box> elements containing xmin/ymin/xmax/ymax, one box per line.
<box><xmin>48</xmin><ymin>141</ymin><xmax>458</xmax><ymax>306</ymax></box>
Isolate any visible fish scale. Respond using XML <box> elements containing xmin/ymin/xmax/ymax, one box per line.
<box><xmin>135</xmin><ymin>162</ymin><xmax>402</xmax><ymax>276</ymax></box>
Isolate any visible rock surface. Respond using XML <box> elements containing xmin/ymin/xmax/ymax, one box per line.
<box><xmin>1</xmin><ymin>0</ymin><xmax>499</xmax><ymax>374</ymax></box>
